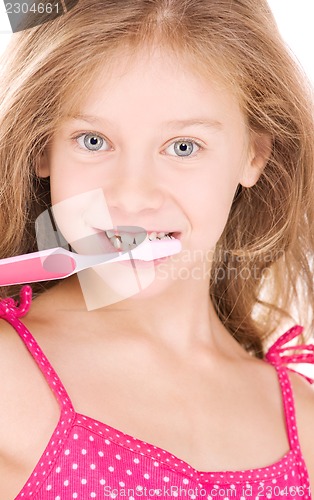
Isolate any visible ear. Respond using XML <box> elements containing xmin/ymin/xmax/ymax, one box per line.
<box><xmin>239</xmin><ymin>131</ymin><xmax>273</xmax><ymax>188</ymax></box>
<box><xmin>35</xmin><ymin>149</ymin><xmax>50</xmax><ymax>178</ymax></box>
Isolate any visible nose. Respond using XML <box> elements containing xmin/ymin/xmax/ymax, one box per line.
<box><xmin>104</xmin><ymin>161</ymin><xmax>165</xmax><ymax>215</ymax></box>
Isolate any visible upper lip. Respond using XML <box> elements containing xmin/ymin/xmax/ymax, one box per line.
<box><xmin>103</xmin><ymin>228</ymin><xmax>181</xmax><ymax>234</ymax></box>
<box><xmin>137</xmin><ymin>229</ymin><xmax>179</xmax><ymax>234</ymax></box>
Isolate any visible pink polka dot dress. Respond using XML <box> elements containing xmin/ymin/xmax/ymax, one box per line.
<box><xmin>0</xmin><ymin>286</ymin><xmax>313</xmax><ymax>500</ymax></box>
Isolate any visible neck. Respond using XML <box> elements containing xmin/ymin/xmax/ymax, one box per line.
<box><xmin>39</xmin><ymin>273</ymin><xmax>246</xmax><ymax>361</ymax></box>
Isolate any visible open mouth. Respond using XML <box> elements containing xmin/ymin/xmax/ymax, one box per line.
<box><xmin>104</xmin><ymin>230</ymin><xmax>181</xmax><ymax>251</ymax></box>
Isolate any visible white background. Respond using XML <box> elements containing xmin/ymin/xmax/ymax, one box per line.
<box><xmin>0</xmin><ymin>0</ymin><xmax>313</xmax><ymax>82</ymax></box>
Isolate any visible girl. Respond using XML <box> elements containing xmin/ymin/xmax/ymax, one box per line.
<box><xmin>0</xmin><ymin>0</ymin><xmax>314</xmax><ymax>499</ymax></box>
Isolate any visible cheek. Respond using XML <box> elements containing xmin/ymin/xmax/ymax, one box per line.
<box><xmin>47</xmin><ymin>135</ymin><xmax>85</xmax><ymax>205</ymax></box>
<box><xmin>49</xmin><ymin>188</ymin><xmax>114</xmax><ymax>253</ymax></box>
<box><xmin>49</xmin><ymin>159</ymin><xmax>86</xmax><ymax>207</ymax></box>
<box><xmin>186</xmin><ymin>163</ymin><xmax>241</xmax><ymax>248</ymax></box>
<box><xmin>49</xmin><ymin>155</ymin><xmax>75</xmax><ymax>204</ymax></box>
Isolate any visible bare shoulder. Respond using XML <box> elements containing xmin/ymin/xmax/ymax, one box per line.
<box><xmin>0</xmin><ymin>316</ymin><xmax>41</xmax><ymax>444</ymax></box>
<box><xmin>0</xmin><ymin>316</ymin><xmax>22</xmax><ymax>388</ymax></box>
<box><xmin>0</xmin><ymin>314</ymin><xmax>60</xmax><ymax>424</ymax></box>
<box><xmin>0</xmin><ymin>317</ymin><xmax>32</xmax><ymax>462</ymax></box>
<box><xmin>0</xmin><ymin>315</ymin><xmax>61</xmax><ymax>498</ymax></box>
<box><xmin>287</xmin><ymin>370</ymin><xmax>314</xmax><ymax>494</ymax></box>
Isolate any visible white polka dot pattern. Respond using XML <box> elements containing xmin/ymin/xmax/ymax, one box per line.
<box><xmin>0</xmin><ymin>287</ymin><xmax>312</xmax><ymax>499</ymax></box>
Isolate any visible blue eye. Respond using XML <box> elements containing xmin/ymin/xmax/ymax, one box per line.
<box><xmin>72</xmin><ymin>133</ymin><xmax>202</xmax><ymax>157</ymax></box>
<box><xmin>75</xmin><ymin>133</ymin><xmax>109</xmax><ymax>151</ymax></box>
<box><xmin>165</xmin><ymin>139</ymin><xmax>202</xmax><ymax>158</ymax></box>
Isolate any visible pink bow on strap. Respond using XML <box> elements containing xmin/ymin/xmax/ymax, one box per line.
<box><xmin>265</xmin><ymin>324</ymin><xmax>314</xmax><ymax>384</ymax></box>
<box><xmin>0</xmin><ymin>285</ymin><xmax>32</xmax><ymax>319</ymax></box>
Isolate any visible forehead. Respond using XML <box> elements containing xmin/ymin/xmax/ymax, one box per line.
<box><xmin>62</xmin><ymin>45</ymin><xmax>247</xmax><ymax>132</ymax></box>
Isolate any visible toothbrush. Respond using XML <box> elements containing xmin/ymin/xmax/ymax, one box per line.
<box><xmin>0</xmin><ymin>229</ymin><xmax>181</xmax><ymax>286</ymax></box>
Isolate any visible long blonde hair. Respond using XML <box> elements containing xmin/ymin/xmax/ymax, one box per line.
<box><xmin>0</xmin><ymin>0</ymin><xmax>313</xmax><ymax>357</ymax></box>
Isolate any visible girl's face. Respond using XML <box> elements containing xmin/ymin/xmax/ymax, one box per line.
<box><xmin>39</xmin><ymin>46</ymin><xmax>269</xmax><ymax>288</ymax></box>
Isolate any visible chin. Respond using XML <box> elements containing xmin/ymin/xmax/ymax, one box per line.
<box><xmin>77</xmin><ymin>259</ymin><xmax>178</xmax><ymax>309</ymax></box>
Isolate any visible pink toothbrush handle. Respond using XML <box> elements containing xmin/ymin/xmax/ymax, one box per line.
<box><xmin>0</xmin><ymin>248</ymin><xmax>76</xmax><ymax>285</ymax></box>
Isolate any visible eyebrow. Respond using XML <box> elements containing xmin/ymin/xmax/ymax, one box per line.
<box><xmin>66</xmin><ymin>114</ymin><xmax>223</xmax><ymax>131</ymax></box>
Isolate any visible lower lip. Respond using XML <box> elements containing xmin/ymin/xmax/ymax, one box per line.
<box><xmin>153</xmin><ymin>256</ymin><xmax>170</xmax><ymax>264</ymax></box>
<box><xmin>114</xmin><ymin>254</ymin><xmax>170</xmax><ymax>268</ymax></box>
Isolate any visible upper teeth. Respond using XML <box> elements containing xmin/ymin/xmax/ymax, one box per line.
<box><xmin>104</xmin><ymin>230</ymin><xmax>174</xmax><ymax>250</ymax></box>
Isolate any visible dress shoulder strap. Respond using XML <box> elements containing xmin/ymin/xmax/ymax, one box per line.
<box><xmin>265</xmin><ymin>325</ymin><xmax>314</xmax><ymax>452</ymax></box>
<box><xmin>0</xmin><ymin>286</ymin><xmax>75</xmax><ymax>415</ymax></box>
<box><xmin>265</xmin><ymin>324</ymin><xmax>314</xmax><ymax>384</ymax></box>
